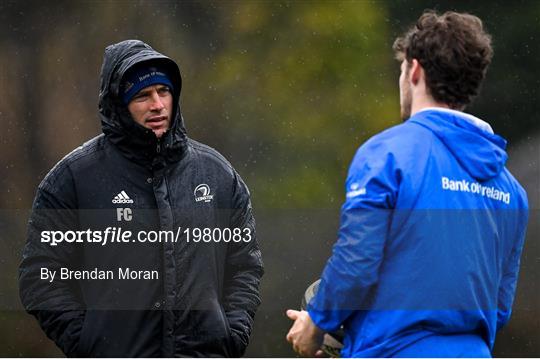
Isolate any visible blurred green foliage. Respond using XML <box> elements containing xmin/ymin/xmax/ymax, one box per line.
<box><xmin>188</xmin><ymin>2</ymin><xmax>398</xmax><ymax>208</ymax></box>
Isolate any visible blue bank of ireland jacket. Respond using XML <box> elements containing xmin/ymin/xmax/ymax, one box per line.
<box><xmin>308</xmin><ymin>108</ymin><xmax>529</xmax><ymax>357</ymax></box>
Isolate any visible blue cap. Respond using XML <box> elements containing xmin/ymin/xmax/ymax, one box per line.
<box><xmin>121</xmin><ymin>65</ymin><xmax>174</xmax><ymax>104</ymax></box>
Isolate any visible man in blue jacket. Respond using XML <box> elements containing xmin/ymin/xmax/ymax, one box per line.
<box><xmin>286</xmin><ymin>10</ymin><xmax>528</xmax><ymax>357</ymax></box>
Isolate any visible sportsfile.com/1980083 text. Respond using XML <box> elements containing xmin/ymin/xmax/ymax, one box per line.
<box><xmin>40</xmin><ymin>227</ymin><xmax>252</xmax><ymax>246</ymax></box>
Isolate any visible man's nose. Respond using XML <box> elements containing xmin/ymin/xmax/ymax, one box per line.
<box><xmin>149</xmin><ymin>91</ymin><xmax>165</xmax><ymax>111</ymax></box>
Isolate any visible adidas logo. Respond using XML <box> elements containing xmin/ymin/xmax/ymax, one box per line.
<box><xmin>112</xmin><ymin>190</ymin><xmax>134</xmax><ymax>204</ymax></box>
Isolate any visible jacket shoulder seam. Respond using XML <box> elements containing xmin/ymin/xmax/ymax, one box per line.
<box><xmin>188</xmin><ymin>139</ymin><xmax>234</xmax><ymax>171</ymax></box>
<box><xmin>41</xmin><ymin>136</ymin><xmax>105</xmax><ymax>190</ymax></box>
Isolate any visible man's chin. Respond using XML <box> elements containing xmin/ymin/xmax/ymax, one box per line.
<box><xmin>153</xmin><ymin>128</ymin><xmax>168</xmax><ymax>138</ymax></box>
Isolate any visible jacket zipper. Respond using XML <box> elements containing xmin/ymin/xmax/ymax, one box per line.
<box><xmin>156</xmin><ymin>138</ymin><xmax>161</xmax><ymax>154</ymax></box>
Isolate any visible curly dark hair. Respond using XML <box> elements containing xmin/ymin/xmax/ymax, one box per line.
<box><xmin>393</xmin><ymin>10</ymin><xmax>493</xmax><ymax>109</ymax></box>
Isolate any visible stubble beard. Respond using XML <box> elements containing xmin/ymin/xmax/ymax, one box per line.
<box><xmin>400</xmin><ymin>86</ymin><xmax>412</xmax><ymax>122</ymax></box>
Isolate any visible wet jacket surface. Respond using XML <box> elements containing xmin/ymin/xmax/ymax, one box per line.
<box><xmin>19</xmin><ymin>40</ymin><xmax>263</xmax><ymax>357</ymax></box>
<box><xmin>308</xmin><ymin>108</ymin><xmax>528</xmax><ymax>357</ymax></box>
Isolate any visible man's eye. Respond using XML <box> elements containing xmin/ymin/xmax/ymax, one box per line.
<box><xmin>133</xmin><ymin>93</ymin><xmax>149</xmax><ymax>101</ymax></box>
<box><xmin>159</xmin><ymin>87</ymin><xmax>170</xmax><ymax>94</ymax></box>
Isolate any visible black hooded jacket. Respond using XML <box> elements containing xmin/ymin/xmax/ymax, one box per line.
<box><xmin>19</xmin><ymin>40</ymin><xmax>263</xmax><ymax>357</ymax></box>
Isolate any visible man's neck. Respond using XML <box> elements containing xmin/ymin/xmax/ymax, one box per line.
<box><xmin>410</xmin><ymin>96</ymin><xmax>451</xmax><ymax>117</ymax></box>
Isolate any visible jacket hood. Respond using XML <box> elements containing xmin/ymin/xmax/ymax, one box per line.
<box><xmin>410</xmin><ymin>108</ymin><xmax>508</xmax><ymax>181</ymax></box>
<box><xmin>98</xmin><ymin>39</ymin><xmax>187</xmax><ymax>166</ymax></box>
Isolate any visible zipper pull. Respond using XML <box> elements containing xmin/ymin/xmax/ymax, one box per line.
<box><xmin>156</xmin><ymin>139</ymin><xmax>161</xmax><ymax>154</ymax></box>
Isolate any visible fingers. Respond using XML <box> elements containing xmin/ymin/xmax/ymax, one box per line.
<box><xmin>286</xmin><ymin>321</ymin><xmax>298</xmax><ymax>343</ymax></box>
<box><xmin>286</xmin><ymin>329</ymin><xmax>293</xmax><ymax>343</ymax></box>
<box><xmin>286</xmin><ymin>310</ymin><xmax>299</xmax><ymax>343</ymax></box>
<box><xmin>286</xmin><ymin>331</ymin><xmax>300</xmax><ymax>355</ymax></box>
<box><xmin>286</xmin><ymin>309</ymin><xmax>300</xmax><ymax>320</ymax></box>
<box><xmin>286</xmin><ymin>310</ymin><xmax>321</xmax><ymax>357</ymax></box>
<box><xmin>315</xmin><ymin>349</ymin><xmax>325</xmax><ymax>357</ymax></box>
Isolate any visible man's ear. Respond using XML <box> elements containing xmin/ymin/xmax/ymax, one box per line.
<box><xmin>409</xmin><ymin>59</ymin><xmax>422</xmax><ymax>85</ymax></box>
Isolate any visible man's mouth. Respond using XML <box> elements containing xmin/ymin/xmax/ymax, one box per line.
<box><xmin>145</xmin><ymin>115</ymin><xmax>168</xmax><ymax>129</ymax></box>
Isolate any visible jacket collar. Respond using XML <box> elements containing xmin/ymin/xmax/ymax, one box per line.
<box><xmin>414</xmin><ymin>107</ymin><xmax>494</xmax><ymax>134</ymax></box>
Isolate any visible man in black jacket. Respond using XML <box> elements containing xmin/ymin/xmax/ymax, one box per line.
<box><xmin>19</xmin><ymin>39</ymin><xmax>263</xmax><ymax>357</ymax></box>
